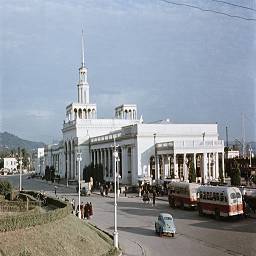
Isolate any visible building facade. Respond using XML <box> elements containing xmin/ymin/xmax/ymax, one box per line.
<box><xmin>43</xmin><ymin>35</ymin><xmax>225</xmax><ymax>185</ymax></box>
<box><xmin>4</xmin><ymin>158</ymin><xmax>17</xmax><ymax>172</ymax></box>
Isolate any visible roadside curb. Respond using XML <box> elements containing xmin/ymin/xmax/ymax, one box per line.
<box><xmin>87</xmin><ymin>222</ymin><xmax>122</xmax><ymax>256</ymax></box>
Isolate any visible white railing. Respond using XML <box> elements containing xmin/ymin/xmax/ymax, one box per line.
<box><xmin>157</xmin><ymin>140</ymin><xmax>224</xmax><ymax>150</ymax></box>
<box><xmin>90</xmin><ymin>132</ymin><xmax>122</xmax><ymax>143</ymax></box>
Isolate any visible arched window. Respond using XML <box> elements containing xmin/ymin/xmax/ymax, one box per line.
<box><xmin>78</xmin><ymin>109</ymin><xmax>82</xmax><ymax>119</ymax></box>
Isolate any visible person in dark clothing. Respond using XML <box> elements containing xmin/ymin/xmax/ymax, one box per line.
<box><xmin>124</xmin><ymin>185</ymin><xmax>127</xmax><ymax>197</ymax></box>
<box><xmin>152</xmin><ymin>190</ymin><xmax>156</xmax><ymax>206</ymax></box>
<box><xmin>89</xmin><ymin>202</ymin><xmax>93</xmax><ymax>217</ymax></box>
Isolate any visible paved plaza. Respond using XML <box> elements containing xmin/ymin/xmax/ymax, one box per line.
<box><xmin>3</xmin><ymin>175</ymin><xmax>256</xmax><ymax>256</ymax></box>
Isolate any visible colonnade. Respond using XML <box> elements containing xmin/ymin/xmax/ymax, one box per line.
<box><xmin>153</xmin><ymin>152</ymin><xmax>224</xmax><ymax>184</ymax></box>
<box><xmin>90</xmin><ymin>146</ymin><xmax>135</xmax><ymax>184</ymax></box>
<box><xmin>64</xmin><ymin>141</ymin><xmax>77</xmax><ymax>180</ymax></box>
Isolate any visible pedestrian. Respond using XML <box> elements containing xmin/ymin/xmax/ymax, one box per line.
<box><xmin>119</xmin><ymin>187</ymin><xmax>122</xmax><ymax>196</ymax></box>
<box><xmin>54</xmin><ymin>186</ymin><xmax>57</xmax><ymax>196</ymax></box>
<box><xmin>105</xmin><ymin>185</ymin><xmax>109</xmax><ymax>196</ymax></box>
<box><xmin>152</xmin><ymin>190</ymin><xmax>156</xmax><ymax>206</ymax></box>
<box><xmin>124</xmin><ymin>185</ymin><xmax>127</xmax><ymax>197</ymax></box>
<box><xmin>85</xmin><ymin>202</ymin><xmax>90</xmax><ymax>219</ymax></box>
<box><xmin>89</xmin><ymin>202</ymin><xmax>93</xmax><ymax>217</ymax></box>
<box><xmin>80</xmin><ymin>202</ymin><xmax>84</xmax><ymax>219</ymax></box>
<box><xmin>100</xmin><ymin>185</ymin><xmax>104</xmax><ymax>196</ymax></box>
<box><xmin>71</xmin><ymin>198</ymin><xmax>75</xmax><ymax>214</ymax></box>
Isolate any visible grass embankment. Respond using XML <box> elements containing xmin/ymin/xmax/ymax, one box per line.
<box><xmin>0</xmin><ymin>214</ymin><xmax>119</xmax><ymax>256</ymax></box>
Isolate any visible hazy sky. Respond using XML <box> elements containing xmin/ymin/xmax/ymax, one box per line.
<box><xmin>0</xmin><ymin>0</ymin><xmax>255</xmax><ymax>143</ymax></box>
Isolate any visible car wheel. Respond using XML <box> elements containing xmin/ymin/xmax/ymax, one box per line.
<box><xmin>172</xmin><ymin>233</ymin><xmax>174</xmax><ymax>237</ymax></box>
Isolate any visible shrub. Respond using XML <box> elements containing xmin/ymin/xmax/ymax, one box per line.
<box><xmin>0</xmin><ymin>180</ymin><xmax>12</xmax><ymax>196</ymax></box>
<box><xmin>0</xmin><ymin>192</ymin><xmax>71</xmax><ymax>232</ymax></box>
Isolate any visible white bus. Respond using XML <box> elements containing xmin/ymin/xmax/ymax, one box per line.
<box><xmin>168</xmin><ymin>182</ymin><xmax>200</xmax><ymax>209</ymax></box>
<box><xmin>197</xmin><ymin>186</ymin><xmax>243</xmax><ymax>218</ymax></box>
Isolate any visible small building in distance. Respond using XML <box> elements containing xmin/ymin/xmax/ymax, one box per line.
<box><xmin>4</xmin><ymin>157</ymin><xmax>17</xmax><ymax>172</ymax></box>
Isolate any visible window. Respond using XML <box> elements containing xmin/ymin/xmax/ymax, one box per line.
<box><xmin>220</xmin><ymin>193</ymin><xmax>224</xmax><ymax>202</ymax></box>
<box><xmin>216</xmin><ymin>193</ymin><xmax>220</xmax><ymax>201</ymax></box>
<box><xmin>230</xmin><ymin>193</ymin><xmax>236</xmax><ymax>199</ymax></box>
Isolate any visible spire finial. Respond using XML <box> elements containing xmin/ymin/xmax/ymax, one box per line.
<box><xmin>81</xmin><ymin>30</ymin><xmax>85</xmax><ymax>67</ymax></box>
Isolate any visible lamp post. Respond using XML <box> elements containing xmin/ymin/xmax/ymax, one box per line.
<box><xmin>153</xmin><ymin>133</ymin><xmax>157</xmax><ymax>183</ymax></box>
<box><xmin>113</xmin><ymin>138</ymin><xmax>119</xmax><ymax>249</ymax></box>
<box><xmin>77</xmin><ymin>150</ymin><xmax>82</xmax><ymax>219</ymax></box>
<box><xmin>249</xmin><ymin>146</ymin><xmax>252</xmax><ymax>168</ymax></box>
<box><xmin>19</xmin><ymin>157</ymin><xmax>23</xmax><ymax>191</ymax></box>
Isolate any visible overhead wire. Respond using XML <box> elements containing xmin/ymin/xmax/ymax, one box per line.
<box><xmin>158</xmin><ymin>0</ymin><xmax>256</xmax><ymax>21</ymax></box>
<box><xmin>209</xmin><ymin>0</ymin><xmax>256</xmax><ymax>13</ymax></box>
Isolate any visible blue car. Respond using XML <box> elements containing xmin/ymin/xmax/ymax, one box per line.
<box><xmin>155</xmin><ymin>213</ymin><xmax>176</xmax><ymax>237</ymax></box>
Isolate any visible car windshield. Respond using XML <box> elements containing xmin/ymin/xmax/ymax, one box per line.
<box><xmin>163</xmin><ymin>216</ymin><xmax>172</xmax><ymax>221</ymax></box>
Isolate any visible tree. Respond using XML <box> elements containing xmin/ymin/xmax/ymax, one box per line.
<box><xmin>83</xmin><ymin>163</ymin><xmax>104</xmax><ymax>185</ymax></box>
<box><xmin>230</xmin><ymin>161</ymin><xmax>241</xmax><ymax>186</ymax></box>
<box><xmin>188</xmin><ymin>162</ymin><xmax>196</xmax><ymax>183</ymax></box>
<box><xmin>219</xmin><ymin>168</ymin><xmax>224</xmax><ymax>184</ymax></box>
<box><xmin>0</xmin><ymin>180</ymin><xmax>12</xmax><ymax>196</ymax></box>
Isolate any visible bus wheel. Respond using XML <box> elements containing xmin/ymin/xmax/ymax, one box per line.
<box><xmin>215</xmin><ymin>209</ymin><xmax>220</xmax><ymax>220</ymax></box>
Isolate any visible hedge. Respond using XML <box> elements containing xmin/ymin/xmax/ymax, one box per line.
<box><xmin>0</xmin><ymin>192</ymin><xmax>72</xmax><ymax>232</ymax></box>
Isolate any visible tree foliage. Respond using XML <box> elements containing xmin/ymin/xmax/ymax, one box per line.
<box><xmin>0</xmin><ymin>180</ymin><xmax>12</xmax><ymax>196</ymax></box>
<box><xmin>83</xmin><ymin>163</ymin><xmax>104</xmax><ymax>184</ymax></box>
<box><xmin>230</xmin><ymin>161</ymin><xmax>241</xmax><ymax>186</ymax></box>
<box><xmin>188</xmin><ymin>162</ymin><xmax>196</xmax><ymax>183</ymax></box>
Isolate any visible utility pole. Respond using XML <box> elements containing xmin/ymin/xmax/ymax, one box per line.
<box><xmin>225</xmin><ymin>126</ymin><xmax>229</xmax><ymax>148</ymax></box>
<box><xmin>19</xmin><ymin>156</ymin><xmax>23</xmax><ymax>191</ymax></box>
<box><xmin>242</xmin><ymin>113</ymin><xmax>246</xmax><ymax>158</ymax></box>
<box><xmin>77</xmin><ymin>150</ymin><xmax>82</xmax><ymax>219</ymax></box>
<box><xmin>112</xmin><ymin>137</ymin><xmax>119</xmax><ymax>248</ymax></box>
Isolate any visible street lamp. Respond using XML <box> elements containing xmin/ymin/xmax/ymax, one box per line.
<box><xmin>249</xmin><ymin>146</ymin><xmax>252</xmax><ymax>168</ymax></box>
<box><xmin>113</xmin><ymin>138</ymin><xmax>119</xmax><ymax>249</ymax></box>
<box><xmin>19</xmin><ymin>157</ymin><xmax>23</xmax><ymax>191</ymax></box>
<box><xmin>153</xmin><ymin>133</ymin><xmax>157</xmax><ymax>183</ymax></box>
<box><xmin>77</xmin><ymin>150</ymin><xmax>82</xmax><ymax>219</ymax></box>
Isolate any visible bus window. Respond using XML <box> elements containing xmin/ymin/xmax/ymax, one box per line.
<box><xmin>230</xmin><ymin>193</ymin><xmax>236</xmax><ymax>199</ymax></box>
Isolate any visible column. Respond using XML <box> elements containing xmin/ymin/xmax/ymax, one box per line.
<box><xmin>173</xmin><ymin>153</ymin><xmax>178</xmax><ymax>179</ymax></box>
<box><xmin>215</xmin><ymin>152</ymin><xmax>219</xmax><ymax>179</ymax></box>
<box><xmin>203</xmin><ymin>153</ymin><xmax>208</xmax><ymax>184</ymax></box>
<box><xmin>121</xmin><ymin>146</ymin><xmax>127</xmax><ymax>184</ymax></box>
<box><xmin>183</xmin><ymin>153</ymin><xmax>187</xmax><ymax>181</ymax></box>
<box><xmin>100</xmin><ymin>149</ymin><xmax>103</xmax><ymax>166</ymax></box>
<box><xmin>165</xmin><ymin>155</ymin><xmax>170</xmax><ymax>178</ymax></box>
<box><xmin>108</xmin><ymin>148</ymin><xmax>112</xmax><ymax>178</ymax></box>
<box><xmin>222</xmin><ymin>152</ymin><xmax>225</xmax><ymax>181</ymax></box>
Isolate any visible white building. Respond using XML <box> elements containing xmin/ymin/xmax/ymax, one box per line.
<box><xmin>43</xmin><ymin>34</ymin><xmax>225</xmax><ymax>185</ymax></box>
<box><xmin>4</xmin><ymin>158</ymin><xmax>17</xmax><ymax>172</ymax></box>
<box><xmin>32</xmin><ymin>148</ymin><xmax>45</xmax><ymax>175</ymax></box>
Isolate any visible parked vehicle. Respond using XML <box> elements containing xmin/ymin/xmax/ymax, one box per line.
<box><xmin>81</xmin><ymin>186</ymin><xmax>91</xmax><ymax>196</ymax></box>
<box><xmin>155</xmin><ymin>213</ymin><xmax>176</xmax><ymax>237</ymax></box>
<box><xmin>197</xmin><ymin>186</ymin><xmax>243</xmax><ymax>219</ymax></box>
<box><xmin>168</xmin><ymin>182</ymin><xmax>200</xmax><ymax>209</ymax></box>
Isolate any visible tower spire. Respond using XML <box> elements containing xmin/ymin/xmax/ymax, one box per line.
<box><xmin>81</xmin><ymin>30</ymin><xmax>85</xmax><ymax>67</ymax></box>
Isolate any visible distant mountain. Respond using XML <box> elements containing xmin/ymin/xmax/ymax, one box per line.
<box><xmin>0</xmin><ymin>132</ymin><xmax>45</xmax><ymax>151</ymax></box>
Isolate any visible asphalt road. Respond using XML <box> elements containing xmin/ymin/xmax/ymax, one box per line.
<box><xmin>2</xmin><ymin>175</ymin><xmax>256</xmax><ymax>256</ymax></box>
